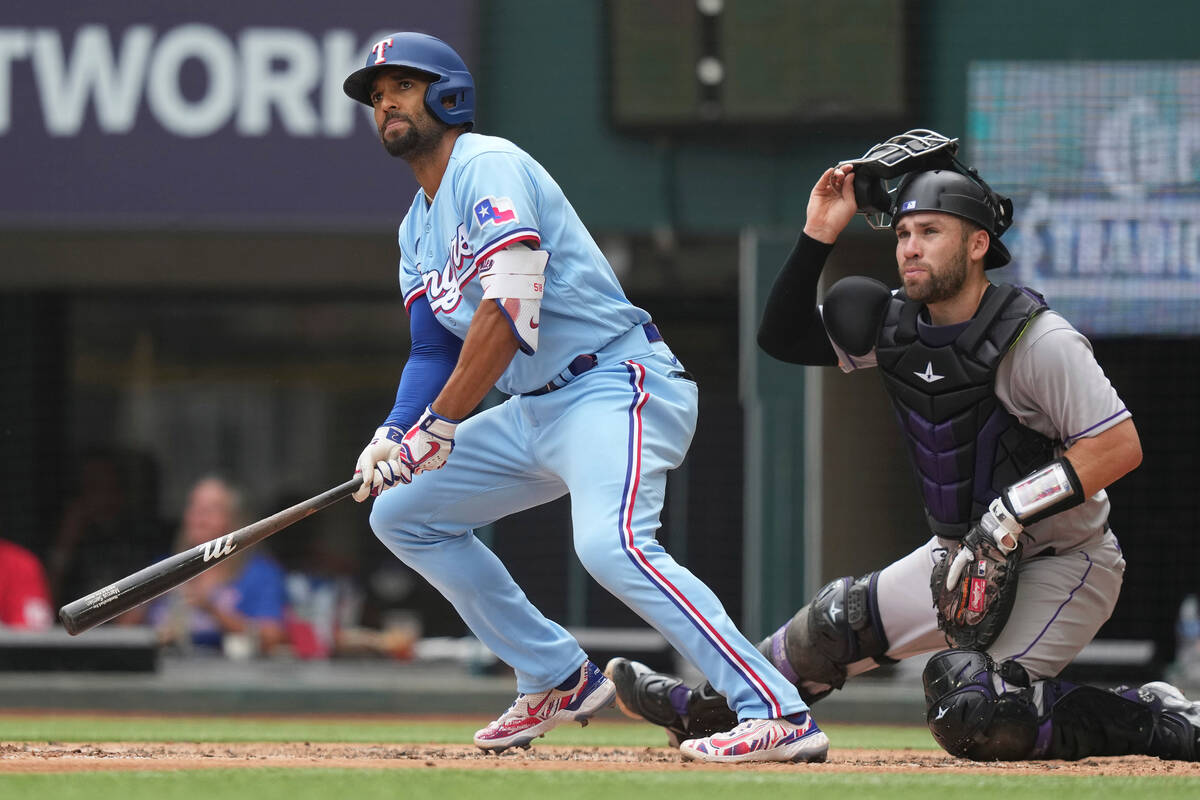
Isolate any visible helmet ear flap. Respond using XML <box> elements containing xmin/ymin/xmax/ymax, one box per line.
<box><xmin>853</xmin><ymin>173</ymin><xmax>892</xmax><ymax>216</ymax></box>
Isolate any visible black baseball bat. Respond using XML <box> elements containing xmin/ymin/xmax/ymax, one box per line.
<box><xmin>58</xmin><ymin>477</ymin><xmax>362</xmax><ymax>636</ymax></box>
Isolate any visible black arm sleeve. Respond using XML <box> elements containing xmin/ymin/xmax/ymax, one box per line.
<box><xmin>756</xmin><ymin>233</ymin><xmax>839</xmax><ymax>366</ymax></box>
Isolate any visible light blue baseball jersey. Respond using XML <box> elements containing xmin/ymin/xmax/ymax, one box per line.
<box><xmin>397</xmin><ymin>133</ymin><xmax>649</xmax><ymax>396</ymax></box>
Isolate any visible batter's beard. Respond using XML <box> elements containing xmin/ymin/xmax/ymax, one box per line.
<box><xmin>902</xmin><ymin>244</ymin><xmax>969</xmax><ymax>305</ymax></box>
<box><xmin>380</xmin><ymin>112</ymin><xmax>449</xmax><ymax>159</ymax></box>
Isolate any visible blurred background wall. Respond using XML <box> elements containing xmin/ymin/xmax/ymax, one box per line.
<box><xmin>2</xmin><ymin>1</ymin><xmax>1197</xmax><ymax>670</ymax></box>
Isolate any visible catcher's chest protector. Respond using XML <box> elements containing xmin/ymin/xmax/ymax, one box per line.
<box><xmin>875</xmin><ymin>284</ymin><xmax>1054</xmax><ymax>539</ymax></box>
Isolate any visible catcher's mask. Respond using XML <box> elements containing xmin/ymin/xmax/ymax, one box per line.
<box><xmin>839</xmin><ymin>129</ymin><xmax>1014</xmax><ymax>269</ymax></box>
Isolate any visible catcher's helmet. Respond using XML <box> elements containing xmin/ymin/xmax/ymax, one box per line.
<box><xmin>343</xmin><ymin>32</ymin><xmax>474</xmax><ymax>127</ymax></box>
<box><xmin>891</xmin><ymin>169</ymin><xmax>1013</xmax><ymax>269</ymax></box>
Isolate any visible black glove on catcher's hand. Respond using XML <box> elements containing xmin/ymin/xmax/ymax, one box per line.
<box><xmin>930</xmin><ymin>504</ymin><xmax>1023</xmax><ymax>650</ymax></box>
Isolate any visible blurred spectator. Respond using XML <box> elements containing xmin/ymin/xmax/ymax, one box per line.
<box><xmin>47</xmin><ymin>446</ymin><xmax>165</xmax><ymax>607</ymax></box>
<box><xmin>275</xmin><ymin>502</ymin><xmax>416</xmax><ymax>660</ymax></box>
<box><xmin>131</xmin><ymin>476</ymin><xmax>288</xmax><ymax>657</ymax></box>
<box><xmin>0</xmin><ymin>538</ymin><xmax>54</xmax><ymax>629</ymax></box>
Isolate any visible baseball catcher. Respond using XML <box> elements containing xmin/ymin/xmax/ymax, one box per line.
<box><xmin>605</xmin><ymin>130</ymin><xmax>1200</xmax><ymax>762</ymax></box>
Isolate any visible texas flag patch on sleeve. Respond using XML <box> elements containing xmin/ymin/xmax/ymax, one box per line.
<box><xmin>473</xmin><ymin>196</ymin><xmax>518</xmax><ymax>227</ymax></box>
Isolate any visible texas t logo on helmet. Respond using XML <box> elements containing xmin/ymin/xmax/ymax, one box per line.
<box><xmin>370</xmin><ymin>37</ymin><xmax>394</xmax><ymax>64</ymax></box>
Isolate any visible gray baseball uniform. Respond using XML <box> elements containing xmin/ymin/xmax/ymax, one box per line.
<box><xmin>605</xmin><ymin>228</ymin><xmax>1198</xmax><ymax>763</ymax></box>
<box><xmin>829</xmin><ymin>308</ymin><xmax>1130</xmax><ymax>679</ymax></box>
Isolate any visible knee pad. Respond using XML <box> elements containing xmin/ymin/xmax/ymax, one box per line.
<box><xmin>922</xmin><ymin>649</ymin><xmax>1038</xmax><ymax>761</ymax></box>
<box><xmin>768</xmin><ymin>572</ymin><xmax>892</xmax><ymax>701</ymax></box>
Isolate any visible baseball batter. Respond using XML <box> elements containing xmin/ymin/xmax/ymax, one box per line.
<box><xmin>340</xmin><ymin>32</ymin><xmax>827</xmax><ymax>763</ymax></box>
<box><xmin>607</xmin><ymin>141</ymin><xmax>1200</xmax><ymax>761</ymax></box>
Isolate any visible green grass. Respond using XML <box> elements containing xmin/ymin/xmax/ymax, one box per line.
<box><xmin>3</xmin><ymin>769</ymin><xmax>1200</xmax><ymax>800</ymax></box>
<box><xmin>0</xmin><ymin>713</ymin><xmax>935</xmax><ymax>749</ymax></box>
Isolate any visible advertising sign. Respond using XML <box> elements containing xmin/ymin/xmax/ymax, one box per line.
<box><xmin>970</xmin><ymin>62</ymin><xmax>1200</xmax><ymax>334</ymax></box>
<box><xmin>1</xmin><ymin>2</ymin><xmax>475</xmax><ymax>229</ymax></box>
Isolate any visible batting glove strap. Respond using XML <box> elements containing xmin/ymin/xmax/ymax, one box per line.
<box><xmin>416</xmin><ymin>405</ymin><xmax>461</xmax><ymax>437</ymax></box>
<box><xmin>373</xmin><ymin>425</ymin><xmax>406</xmax><ymax>449</ymax></box>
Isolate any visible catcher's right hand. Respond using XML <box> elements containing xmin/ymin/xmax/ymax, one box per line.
<box><xmin>943</xmin><ymin>497</ymin><xmax>1022</xmax><ymax>589</ymax></box>
<box><xmin>803</xmin><ymin>165</ymin><xmax>859</xmax><ymax>244</ymax></box>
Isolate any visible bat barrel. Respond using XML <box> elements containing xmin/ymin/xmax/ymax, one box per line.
<box><xmin>58</xmin><ymin>548</ymin><xmax>215</xmax><ymax>634</ymax></box>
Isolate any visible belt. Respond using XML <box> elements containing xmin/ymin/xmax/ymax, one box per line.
<box><xmin>525</xmin><ymin>323</ymin><xmax>663</xmax><ymax>397</ymax></box>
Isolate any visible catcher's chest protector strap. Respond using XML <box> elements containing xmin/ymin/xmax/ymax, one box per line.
<box><xmin>874</xmin><ymin>284</ymin><xmax>1055</xmax><ymax>537</ymax></box>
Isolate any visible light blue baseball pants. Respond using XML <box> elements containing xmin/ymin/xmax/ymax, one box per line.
<box><xmin>369</xmin><ymin>324</ymin><xmax>808</xmax><ymax>721</ymax></box>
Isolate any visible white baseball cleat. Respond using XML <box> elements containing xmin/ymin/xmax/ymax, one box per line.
<box><xmin>473</xmin><ymin>660</ymin><xmax>615</xmax><ymax>753</ymax></box>
<box><xmin>678</xmin><ymin>713</ymin><xmax>830</xmax><ymax>763</ymax></box>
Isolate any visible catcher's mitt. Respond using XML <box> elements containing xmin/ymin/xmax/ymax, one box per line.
<box><xmin>930</xmin><ymin>532</ymin><xmax>1021</xmax><ymax>650</ymax></box>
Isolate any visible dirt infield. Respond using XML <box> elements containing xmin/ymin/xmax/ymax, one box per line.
<box><xmin>4</xmin><ymin>741</ymin><xmax>1200</xmax><ymax>775</ymax></box>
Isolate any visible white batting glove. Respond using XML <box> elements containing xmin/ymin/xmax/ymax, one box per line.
<box><xmin>353</xmin><ymin>426</ymin><xmax>408</xmax><ymax>502</ymax></box>
<box><xmin>400</xmin><ymin>405</ymin><xmax>460</xmax><ymax>476</ymax></box>
<box><xmin>944</xmin><ymin>497</ymin><xmax>1023</xmax><ymax>589</ymax></box>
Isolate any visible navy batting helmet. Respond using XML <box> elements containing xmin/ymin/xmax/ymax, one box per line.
<box><xmin>891</xmin><ymin>169</ymin><xmax>1013</xmax><ymax>269</ymax></box>
<box><xmin>343</xmin><ymin>32</ymin><xmax>474</xmax><ymax>127</ymax></box>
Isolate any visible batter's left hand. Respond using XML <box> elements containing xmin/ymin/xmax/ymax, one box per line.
<box><xmin>401</xmin><ymin>405</ymin><xmax>460</xmax><ymax>475</ymax></box>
